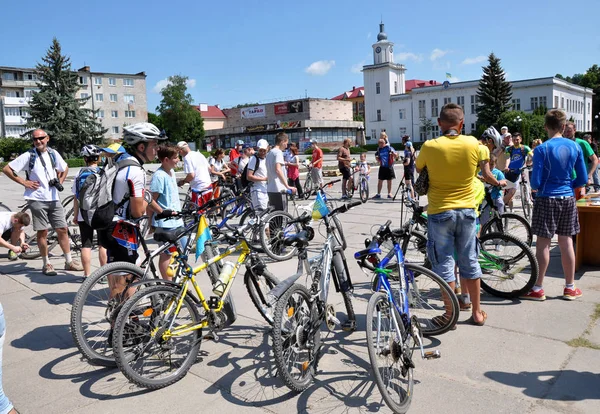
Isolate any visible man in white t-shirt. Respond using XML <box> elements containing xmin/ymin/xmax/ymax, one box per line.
<box><xmin>247</xmin><ymin>139</ymin><xmax>269</xmax><ymax>211</ymax></box>
<box><xmin>2</xmin><ymin>129</ymin><xmax>83</xmax><ymax>276</ymax></box>
<box><xmin>266</xmin><ymin>132</ymin><xmax>296</xmax><ymax>211</ymax></box>
<box><xmin>0</xmin><ymin>211</ymin><xmax>30</xmax><ymax>261</ymax></box>
<box><xmin>176</xmin><ymin>141</ymin><xmax>213</xmax><ymax>206</ymax></box>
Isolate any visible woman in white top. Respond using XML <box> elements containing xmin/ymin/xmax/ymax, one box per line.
<box><xmin>209</xmin><ymin>148</ymin><xmax>231</xmax><ymax>198</ymax></box>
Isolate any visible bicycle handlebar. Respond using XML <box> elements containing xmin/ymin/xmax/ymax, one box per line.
<box><xmin>329</xmin><ymin>200</ymin><xmax>361</xmax><ymax>217</ymax></box>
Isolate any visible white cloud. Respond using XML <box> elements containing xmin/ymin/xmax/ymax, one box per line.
<box><xmin>430</xmin><ymin>48</ymin><xmax>450</xmax><ymax>61</ymax></box>
<box><xmin>461</xmin><ymin>55</ymin><xmax>487</xmax><ymax>65</ymax></box>
<box><xmin>367</xmin><ymin>32</ymin><xmax>372</xmax><ymax>39</ymax></box>
<box><xmin>305</xmin><ymin>60</ymin><xmax>335</xmax><ymax>76</ymax></box>
<box><xmin>351</xmin><ymin>61</ymin><xmax>365</xmax><ymax>74</ymax></box>
<box><xmin>396</xmin><ymin>52</ymin><xmax>423</xmax><ymax>63</ymax></box>
<box><xmin>152</xmin><ymin>77</ymin><xmax>197</xmax><ymax>93</ymax></box>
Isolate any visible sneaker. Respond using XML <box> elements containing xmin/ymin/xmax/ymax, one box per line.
<box><xmin>563</xmin><ymin>286</ymin><xmax>582</xmax><ymax>300</ymax></box>
<box><xmin>387</xmin><ymin>194</ymin><xmax>392</xmax><ymax>199</ymax></box>
<box><xmin>43</xmin><ymin>263</ymin><xmax>57</xmax><ymax>276</ymax></box>
<box><xmin>521</xmin><ymin>289</ymin><xmax>546</xmax><ymax>301</ymax></box>
<box><xmin>373</xmin><ymin>194</ymin><xmax>381</xmax><ymax>199</ymax></box>
<box><xmin>65</xmin><ymin>260</ymin><xmax>84</xmax><ymax>271</ymax></box>
<box><xmin>8</xmin><ymin>250</ymin><xmax>18</xmax><ymax>261</ymax></box>
<box><xmin>341</xmin><ymin>195</ymin><xmax>349</xmax><ymax>200</ymax></box>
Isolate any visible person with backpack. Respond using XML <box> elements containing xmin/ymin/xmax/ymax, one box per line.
<box><xmin>232</xmin><ymin>144</ymin><xmax>254</xmax><ymax>191</ymax></box>
<box><xmin>247</xmin><ymin>139</ymin><xmax>269</xmax><ymax>211</ymax></box>
<box><xmin>71</xmin><ymin>145</ymin><xmax>107</xmax><ymax>281</ymax></box>
<box><xmin>176</xmin><ymin>141</ymin><xmax>213</xmax><ymax>206</ymax></box>
<box><xmin>2</xmin><ymin>129</ymin><xmax>83</xmax><ymax>276</ymax></box>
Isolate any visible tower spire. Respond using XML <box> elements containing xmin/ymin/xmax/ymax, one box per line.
<box><xmin>377</xmin><ymin>21</ymin><xmax>387</xmax><ymax>41</ymax></box>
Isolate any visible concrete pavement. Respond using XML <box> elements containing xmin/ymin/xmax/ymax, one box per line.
<box><xmin>0</xmin><ymin>172</ymin><xmax>599</xmax><ymax>414</ymax></box>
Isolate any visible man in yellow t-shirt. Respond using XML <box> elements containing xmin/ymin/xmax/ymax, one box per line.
<box><xmin>416</xmin><ymin>103</ymin><xmax>505</xmax><ymax>327</ymax></box>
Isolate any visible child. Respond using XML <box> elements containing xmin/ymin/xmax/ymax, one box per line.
<box><xmin>150</xmin><ymin>143</ymin><xmax>188</xmax><ymax>280</ymax></box>
<box><xmin>72</xmin><ymin>145</ymin><xmax>108</xmax><ymax>281</ymax></box>
<box><xmin>355</xmin><ymin>152</ymin><xmax>371</xmax><ymax>177</ymax></box>
<box><xmin>479</xmin><ymin>154</ymin><xmax>505</xmax><ymax>227</ymax></box>
<box><xmin>0</xmin><ymin>211</ymin><xmax>30</xmax><ymax>260</ymax></box>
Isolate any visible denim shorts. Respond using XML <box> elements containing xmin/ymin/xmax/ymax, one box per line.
<box><xmin>426</xmin><ymin>208</ymin><xmax>481</xmax><ymax>282</ymax></box>
<box><xmin>0</xmin><ymin>303</ymin><xmax>15</xmax><ymax>414</ymax></box>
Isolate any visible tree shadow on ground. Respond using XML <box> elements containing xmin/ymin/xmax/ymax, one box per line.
<box><xmin>11</xmin><ymin>324</ymin><xmax>72</xmax><ymax>351</ymax></box>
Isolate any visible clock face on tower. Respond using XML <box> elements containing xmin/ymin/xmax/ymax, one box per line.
<box><xmin>375</xmin><ymin>46</ymin><xmax>381</xmax><ymax>53</ymax></box>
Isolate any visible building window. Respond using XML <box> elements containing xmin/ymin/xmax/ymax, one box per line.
<box><xmin>471</xmin><ymin>123</ymin><xmax>476</xmax><ymax>132</ymax></box>
<box><xmin>399</xmin><ymin>109</ymin><xmax>405</xmax><ymax>120</ymax></box>
<box><xmin>2</xmin><ymin>73</ymin><xmax>15</xmax><ymax>81</ymax></box>
<box><xmin>371</xmin><ymin>129</ymin><xmax>377</xmax><ymax>140</ymax></box>
<box><xmin>4</xmin><ymin>107</ymin><xmax>21</xmax><ymax>116</ymax></box>
<box><xmin>461</xmin><ymin>124</ymin><xmax>466</xmax><ymax>135</ymax></box>
<box><xmin>394</xmin><ymin>81</ymin><xmax>398</xmax><ymax>94</ymax></box>
<box><xmin>531</xmin><ymin>97</ymin><xmax>538</xmax><ymax>110</ymax></box>
<box><xmin>97</xmin><ymin>110</ymin><xmax>104</xmax><ymax>118</ymax></box>
<box><xmin>110</xmin><ymin>94</ymin><xmax>117</xmax><ymax>102</ymax></box>
<box><xmin>554</xmin><ymin>96</ymin><xmax>559</xmax><ymax>108</ymax></box>
<box><xmin>79</xmin><ymin>76</ymin><xmax>87</xmax><ymax>85</ymax></box>
<box><xmin>95</xmin><ymin>93</ymin><xmax>103</xmax><ymax>102</ymax></box>
<box><xmin>109</xmin><ymin>77</ymin><xmax>116</xmax><ymax>86</ymax></box>
<box><xmin>588</xmin><ymin>120</ymin><xmax>591</xmax><ymax>130</ymax></box>
<box><xmin>123</xmin><ymin>78</ymin><xmax>134</xmax><ymax>87</ymax></box>
<box><xmin>418</xmin><ymin>100</ymin><xmax>426</xmax><ymax>118</ymax></box>
<box><xmin>94</xmin><ymin>77</ymin><xmax>102</xmax><ymax>85</ymax></box>
<box><xmin>24</xmin><ymin>90</ymin><xmax>36</xmax><ymax>98</ymax></box>
<box><xmin>431</xmin><ymin>99</ymin><xmax>439</xmax><ymax>117</ymax></box>
<box><xmin>470</xmin><ymin>95</ymin><xmax>477</xmax><ymax>114</ymax></box>
<box><xmin>123</xmin><ymin>94</ymin><xmax>135</xmax><ymax>104</ymax></box>
<box><xmin>112</xmin><ymin>126</ymin><xmax>119</xmax><ymax>134</ymax></box>
<box><xmin>5</xmin><ymin>91</ymin><xmax>18</xmax><ymax>98</ymax></box>
<box><xmin>561</xmin><ymin>97</ymin><xmax>564</xmax><ymax>108</ymax></box>
<box><xmin>81</xmin><ymin>93</ymin><xmax>89</xmax><ymax>99</ymax></box>
<box><xmin>512</xmin><ymin>98</ymin><xmax>521</xmax><ymax>111</ymax></box>
<box><xmin>444</xmin><ymin>97</ymin><xmax>451</xmax><ymax>105</ymax></box>
<box><xmin>539</xmin><ymin>96</ymin><xmax>547</xmax><ymax>109</ymax></box>
<box><xmin>111</xmin><ymin>110</ymin><xmax>118</xmax><ymax>118</ymax></box>
<box><xmin>125</xmin><ymin>110</ymin><xmax>136</xmax><ymax>118</ymax></box>
<box><xmin>376</xmin><ymin>82</ymin><xmax>380</xmax><ymax>94</ymax></box>
<box><xmin>376</xmin><ymin>109</ymin><xmax>382</xmax><ymax>121</ymax></box>
<box><xmin>431</xmin><ymin>125</ymin><xmax>440</xmax><ymax>139</ymax></box>
<box><xmin>26</xmin><ymin>73</ymin><xmax>38</xmax><ymax>81</ymax></box>
<box><xmin>419</xmin><ymin>126</ymin><xmax>426</xmax><ymax>141</ymax></box>
<box><xmin>399</xmin><ymin>127</ymin><xmax>407</xmax><ymax>136</ymax></box>
<box><xmin>456</xmin><ymin>96</ymin><xmax>464</xmax><ymax>111</ymax></box>
<box><xmin>588</xmin><ymin>102</ymin><xmax>591</xmax><ymax>114</ymax></box>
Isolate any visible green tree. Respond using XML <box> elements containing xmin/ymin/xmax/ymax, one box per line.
<box><xmin>496</xmin><ymin>110</ymin><xmax>545</xmax><ymax>146</ymax></box>
<box><xmin>476</xmin><ymin>53</ymin><xmax>512</xmax><ymax>127</ymax></box>
<box><xmin>233</xmin><ymin>102</ymin><xmax>260</xmax><ymax>108</ymax></box>
<box><xmin>147</xmin><ymin>112</ymin><xmax>164</xmax><ymax>130</ymax></box>
<box><xmin>156</xmin><ymin>75</ymin><xmax>205</xmax><ymax>148</ymax></box>
<box><xmin>27</xmin><ymin>38</ymin><xmax>106</xmax><ymax>156</ymax></box>
<box><xmin>420</xmin><ymin>117</ymin><xmax>435</xmax><ymax>139</ymax></box>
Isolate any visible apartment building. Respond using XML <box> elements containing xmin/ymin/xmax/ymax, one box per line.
<box><xmin>0</xmin><ymin>65</ymin><xmax>147</xmax><ymax>140</ymax></box>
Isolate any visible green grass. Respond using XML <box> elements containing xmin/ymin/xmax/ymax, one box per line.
<box><xmin>566</xmin><ymin>337</ymin><xmax>600</xmax><ymax>350</ymax></box>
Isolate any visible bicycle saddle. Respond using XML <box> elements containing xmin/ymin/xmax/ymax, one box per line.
<box><xmin>153</xmin><ymin>227</ymin><xmax>187</xmax><ymax>244</ymax></box>
<box><xmin>283</xmin><ymin>230</ymin><xmax>310</xmax><ymax>248</ymax></box>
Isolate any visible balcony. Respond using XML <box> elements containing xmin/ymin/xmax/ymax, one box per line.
<box><xmin>4</xmin><ymin>115</ymin><xmax>28</xmax><ymax>125</ymax></box>
<box><xmin>0</xmin><ymin>79</ymin><xmax>38</xmax><ymax>88</ymax></box>
<box><xmin>2</xmin><ymin>97</ymin><xmax>31</xmax><ymax>106</ymax></box>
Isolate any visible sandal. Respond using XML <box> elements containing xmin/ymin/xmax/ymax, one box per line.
<box><xmin>431</xmin><ymin>315</ymin><xmax>456</xmax><ymax>330</ymax></box>
<box><xmin>467</xmin><ymin>310</ymin><xmax>487</xmax><ymax>326</ymax></box>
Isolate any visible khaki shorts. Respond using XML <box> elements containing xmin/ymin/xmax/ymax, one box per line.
<box><xmin>27</xmin><ymin>200</ymin><xmax>67</xmax><ymax>231</ymax></box>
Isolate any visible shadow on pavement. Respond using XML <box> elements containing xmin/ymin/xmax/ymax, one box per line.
<box><xmin>31</xmin><ymin>291</ymin><xmax>76</xmax><ymax>306</ymax></box>
<box><xmin>11</xmin><ymin>324</ymin><xmax>72</xmax><ymax>351</ymax></box>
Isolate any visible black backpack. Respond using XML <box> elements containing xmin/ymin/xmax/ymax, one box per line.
<box><xmin>240</xmin><ymin>155</ymin><xmax>261</xmax><ymax>188</ymax></box>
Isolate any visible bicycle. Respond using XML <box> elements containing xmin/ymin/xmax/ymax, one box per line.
<box><xmin>110</xmin><ymin>219</ymin><xmax>279</xmax><ymax>389</ymax></box>
<box><xmin>269</xmin><ymin>201</ymin><xmax>361</xmax><ymax>392</ymax></box>
<box><xmin>517</xmin><ymin>165</ymin><xmax>533</xmax><ymax>221</ymax></box>
<box><xmin>348</xmin><ymin>168</ymin><xmax>369</xmax><ymax>203</ymax></box>
<box><xmin>360</xmin><ymin>220</ymin><xmax>446</xmax><ymax>413</ymax></box>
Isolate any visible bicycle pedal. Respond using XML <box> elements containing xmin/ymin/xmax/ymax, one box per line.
<box><xmin>203</xmin><ymin>331</ymin><xmax>219</xmax><ymax>342</ymax></box>
<box><xmin>207</xmin><ymin>296</ymin><xmax>220</xmax><ymax>309</ymax></box>
<box><xmin>423</xmin><ymin>350</ymin><xmax>441</xmax><ymax>360</ymax></box>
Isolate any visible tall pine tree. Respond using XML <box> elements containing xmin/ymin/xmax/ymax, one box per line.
<box><xmin>476</xmin><ymin>53</ymin><xmax>512</xmax><ymax>128</ymax></box>
<box><xmin>27</xmin><ymin>38</ymin><xmax>106</xmax><ymax>156</ymax></box>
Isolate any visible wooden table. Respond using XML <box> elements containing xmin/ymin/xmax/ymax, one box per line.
<box><xmin>575</xmin><ymin>195</ymin><xmax>600</xmax><ymax>271</ymax></box>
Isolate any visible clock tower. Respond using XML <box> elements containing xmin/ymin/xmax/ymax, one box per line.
<box><xmin>372</xmin><ymin>22</ymin><xmax>394</xmax><ymax>64</ymax></box>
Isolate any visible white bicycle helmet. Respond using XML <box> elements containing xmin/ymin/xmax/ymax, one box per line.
<box><xmin>80</xmin><ymin>144</ymin><xmax>102</xmax><ymax>157</ymax></box>
<box><xmin>482</xmin><ymin>126</ymin><xmax>502</xmax><ymax>149</ymax></box>
<box><xmin>122</xmin><ymin>122</ymin><xmax>166</xmax><ymax>145</ymax></box>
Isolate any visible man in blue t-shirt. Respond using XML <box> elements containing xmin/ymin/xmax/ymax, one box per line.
<box><xmin>521</xmin><ymin>110</ymin><xmax>587</xmax><ymax>302</ymax></box>
<box><xmin>503</xmin><ymin>132</ymin><xmax>532</xmax><ymax>209</ymax></box>
<box><xmin>373</xmin><ymin>138</ymin><xmax>396</xmax><ymax>199</ymax></box>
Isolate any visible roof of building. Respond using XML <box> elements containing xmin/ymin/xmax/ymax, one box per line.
<box><xmin>194</xmin><ymin>104</ymin><xmax>226</xmax><ymax>119</ymax></box>
<box><xmin>331</xmin><ymin>87</ymin><xmax>365</xmax><ymax>100</ymax></box>
<box><xmin>0</xmin><ymin>65</ymin><xmax>146</xmax><ymax>78</ymax></box>
<box><xmin>331</xmin><ymin>79</ymin><xmax>443</xmax><ymax>100</ymax></box>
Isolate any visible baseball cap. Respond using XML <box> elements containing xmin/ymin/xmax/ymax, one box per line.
<box><xmin>176</xmin><ymin>141</ymin><xmax>189</xmax><ymax>148</ymax></box>
<box><xmin>103</xmin><ymin>143</ymin><xmax>126</xmax><ymax>154</ymax></box>
<box><xmin>242</xmin><ymin>143</ymin><xmax>252</xmax><ymax>149</ymax></box>
<box><xmin>257</xmin><ymin>139</ymin><xmax>269</xmax><ymax>149</ymax></box>
<box><xmin>501</xmin><ymin>126</ymin><xmax>508</xmax><ymax>131</ymax></box>
<box><xmin>236</xmin><ymin>139</ymin><xmax>244</xmax><ymax>146</ymax></box>
<box><xmin>310</xmin><ymin>138</ymin><xmax>318</xmax><ymax>144</ymax></box>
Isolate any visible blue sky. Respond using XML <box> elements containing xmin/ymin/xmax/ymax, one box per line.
<box><xmin>2</xmin><ymin>0</ymin><xmax>599</xmax><ymax>113</ymax></box>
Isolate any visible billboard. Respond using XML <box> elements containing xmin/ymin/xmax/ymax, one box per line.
<box><xmin>274</xmin><ymin>101</ymin><xmax>304</xmax><ymax>115</ymax></box>
<box><xmin>240</xmin><ymin>105</ymin><xmax>266</xmax><ymax>119</ymax></box>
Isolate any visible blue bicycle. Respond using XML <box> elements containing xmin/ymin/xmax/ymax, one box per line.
<box><xmin>355</xmin><ymin>220</ymin><xmax>458</xmax><ymax>413</ymax></box>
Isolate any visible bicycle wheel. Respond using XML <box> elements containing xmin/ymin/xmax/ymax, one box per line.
<box><xmin>244</xmin><ymin>269</ymin><xmax>279</xmax><ymax>325</ymax></box>
<box><xmin>0</xmin><ymin>202</ymin><xmax>10</xmax><ymax>212</ymax></box>
<box><xmin>272</xmin><ymin>283</ymin><xmax>318</xmax><ymax>392</ymax></box>
<box><xmin>478</xmin><ymin>232</ymin><xmax>538</xmax><ymax>298</ymax></box>
<box><xmin>520</xmin><ymin>183</ymin><xmax>532</xmax><ymax>222</ymax></box>
<box><xmin>260</xmin><ymin>210</ymin><xmax>301</xmax><ymax>261</ymax></box>
<box><xmin>405</xmin><ymin>263</ymin><xmax>459</xmax><ymax>336</ymax></box>
<box><xmin>113</xmin><ymin>285</ymin><xmax>202</xmax><ymax>389</ymax></box>
<box><xmin>366</xmin><ymin>291</ymin><xmax>413</xmax><ymax>413</ymax></box>
<box><xmin>348</xmin><ymin>176</ymin><xmax>355</xmax><ymax>198</ymax></box>
<box><xmin>62</xmin><ymin>195</ymin><xmax>82</xmax><ymax>254</ymax></box>
<box><xmin>238</xmin><ymin>208</ymin><xmax>264</xmax><ymax>252</ymax></box>
<box><xmin>480</xmin><ymin>213</ymin><xmax>532</xmax><ymax>247</ymax></box>
<box><xmin>201</xmin><ymin>241</ymin><xmax>223</xmax><ymax>285</ymax></box>
<box><xmin>70</xmin><ymin>262</ymin><xmax>147</xmax><ymax>367</ymax></box>
<box><xmin>359</xmin><ymin>177</ymin><xmax>369</xmax><ymax>203</ymax></box>
<box><xmin>302</xmin><ymin>174</ymin><xmax>313</xmax><ymax>200</ymax></box>
<box><xmin>331</xmin><ymin>215</ymin><xmax>347</xmax><ymax>251</ymax></box>
<box><xmin>20</xmin><ymin>229</ymin><xmax>59</xmax><ymax>259</ymax></box>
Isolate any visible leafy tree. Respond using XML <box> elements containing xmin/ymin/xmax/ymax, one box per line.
<box><xmin>496</xmin><ymin>110</ymin><xmax>545</xmax><ymax>146</ymax></box>
<box><xmin>532</xmin><ymin>105</ymin><xmax>548</xmax><ymax>116</ymax></box>
<box><xmin>476</xmin><ymin>53</ymin><xmax>512</xmax><ymax>127</ymax></box>
<box><xmin>420</xmin><ymin>117</ymin><xmax>435</xmax><ymax>139</ymax></box>
<box><xmin>233</xmin><ymin>102</ymin><xmax>260</xmax><ymax>108</ymax></box>
<box><xmin>156</xmin><ymin>75</ymin><xmax>204</xmax><ymax>148</ymax></box>
<box><xmin>27</xmin><ymin>38</ymin><xmax>106</xmax><ymax>156</ymax></box>
<box><xmin>147</xmin><ymin>112</ymin><xmax>164</xmax><ymax>130</ymax></box>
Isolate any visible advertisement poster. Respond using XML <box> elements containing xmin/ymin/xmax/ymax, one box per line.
<box><xmin>274</xmin><ymin>101</ymin><xmax>303</xmax><ymax>115</ymax></box>
<box><xmin>240</xmin><ymin>105</ymin><xmax>266</xmax><ymax>119</ymax></box>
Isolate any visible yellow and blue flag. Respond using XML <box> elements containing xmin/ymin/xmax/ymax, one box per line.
<box><xmin>195</xmin><ymin>215</ymin><xmax>212</xmax><ymax>260</ymax></box>
<box><xmin>445</xmin><ymin>72</ymin><xmax>452</xmax><ymax>79</ymax></box>
<box><xmin>312</xmin><ymin>191</ymin><xmax>330</xmax><ymax>220</ymax></box>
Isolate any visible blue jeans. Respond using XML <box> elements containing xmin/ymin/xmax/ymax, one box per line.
<box><xmin>426</xmin><ymin>209</ymin><xmax>481</xmax><ymax>283</ymax></box>
<box><xmin>0</xmin><ymin>303</ymin><xmax>14</xmax><ymax>414</ymax></box>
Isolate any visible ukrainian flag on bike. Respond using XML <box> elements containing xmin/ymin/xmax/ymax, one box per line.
<box><xmin>312</xmin><ymin>191</ymin><xmax>330</xmax><ymax>220</ymax></box>
<box><xmin>195</xmin><ymin>215</ymin><xmax>212</xmax><ymax>260</ymax></box>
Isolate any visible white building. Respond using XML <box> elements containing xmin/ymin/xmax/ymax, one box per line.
<box><xmin>363</xmin><ymin>24</ymin><xmax>595</xmax><ymax>143</ymax></box>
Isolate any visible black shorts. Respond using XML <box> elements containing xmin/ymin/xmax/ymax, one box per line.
<box><xmin>77</xmin><ymin>221</ymin><xmax>95</xmax><ymax>249</ymax></box>
<box><xmin>531</xmin><ymin>197</ymin><xmax>579</xmax><ymax>238</ymax></box>
<box><xmin>378</xmin><ymin>166</ymin><xmax>396</xmax><ymax>181</ymax></box>
<box><xmin>404</xmin><ymin>168</ymin><xmax>414</xmax><ymax>181</ymax></box>
<box><xmin>267</xmin><ymin>192</ymin><xmax>288</xmax><ymax>212</ymax></box>
<box><xmin>98</xmin><ymin>222</ymin><xmax>139</xmax><ymax>264</ymax></box>
<box><xmin>339</xmin><ymin>166</ymin><xmax>351</xmax><ymax>180</ymax></box>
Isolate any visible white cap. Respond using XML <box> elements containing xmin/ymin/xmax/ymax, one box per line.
<box><xmin>310</xmin><ymin>138</ymin><xmax>317</xmax><ymax>144</ymax></box>
<box><xmin>257</xmin><ymin>139</ymin><xmax>269</xmax><ymax>149</ymax></box>
<box><xmin>176</xmin><ymin>141</ymin><xmax>189</xmax><ymax>148</ymax></box>
<box><xmin>236</xmin><ymin>139</ymin><xmax>244</xmax><ymax>145</ymax></box>
<box><xmin>501</xmin><ymin>126</ymin><xmax>508</xmax><ymax>131</ymax></box>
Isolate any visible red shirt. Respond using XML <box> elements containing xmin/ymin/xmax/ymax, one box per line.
<box><xmin>312</xmin><ymin>147</ymin><xmax>323</xmax><ymax>168</ymax></box>
<box><xmin>229</xmin><ymin>148</ymin><xmax>241</xmax><ymax>175</ymax></box>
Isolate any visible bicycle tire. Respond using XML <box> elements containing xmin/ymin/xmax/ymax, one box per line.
<box><xmin>405</xmin><ymin>263</ymin><xmax>459</xmax><ymax>336</ymax></box>
<box><xmin>331</xmin><ymin>215</ymin><xmax>347</xmax><ymax>251</ymax></box>
<box><xmin>520</xmin><ymin>183</ymin><xmax>532</xmax><ymax>222</ymax></box>
<box><xmin>0</xmin><ymin>202</ymin><xmax>10</xmax><ymax>212</ymax></box>
<box><xmin>112</xmin><ymin>285</ymin><xmax>202</xmax><ymax>389</ymax></box>
<box><xmin>70</xmin><ymin>262</ymin><xmax>147</xmax><ymax>367</ymax></box>
<box><xmin>272</xmin><ymin>283</ymin><xmax>317</xmax><ymax>392</ymax></box>
<box><xmin>366</xmin><ymin>291</ymin><xmax>413</xmax><ymax>413</ymax></box>
<box><xmin>244</xmin><ymin>269</ymin><xmax>279</xmax><ymax>325</ymax></box>
<box><xmin>480</xmin><ymin>212</ymin><xmax>532</xmax><ymax>247</ymax></box>
<box><xmin>238</xmin><ymin>208</ymin><xmax>264</xmax><ymax>253</ymax></box>
<box><xmin>260</xmin><ymin>210</ymin><xmax>300</xmax><ymax>261</ymax></box>
<box><xmin>201</xmin><ymin>241</ymin><xmax>223</xmax><ymax>285</ymax></box>
<box><xmin>302</xmin><ymin>175</ymin><xmax>313</xmax><ymax>200</ymax></box>
<box><xmin>478</xmin><ymin>232</ymin><xmax>538</xmax><ymax>298</ymax></box>
<box><xmin>359</xmin><ymin>177</ymin><xmax>369</xmax><ymax>203</ymax></box>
